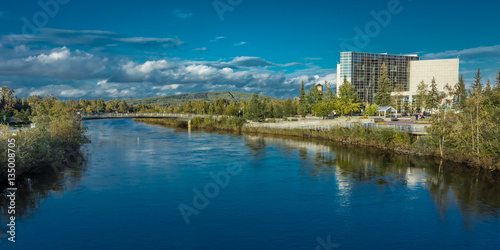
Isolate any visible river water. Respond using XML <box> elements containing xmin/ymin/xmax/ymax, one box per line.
<box><xmin>1</xmin><ymin>118</ymin><xmax>500</xmax><ymax>249</ymax></box>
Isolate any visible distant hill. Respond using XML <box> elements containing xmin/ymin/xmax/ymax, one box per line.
<box><xmin>123</xmin><ymin>91</ymin><xmax>278</xmax><ymax>107</ymax></box>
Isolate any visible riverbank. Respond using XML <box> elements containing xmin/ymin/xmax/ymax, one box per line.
<box><xmin>0</xmin><ymin>114</ymin><xmax>89</xmax><ymax>187</ymax></box>
<box><xmin>133</xmin><ymin>117</ymin><xmax>500</xmax><ymax>171</ymax></box>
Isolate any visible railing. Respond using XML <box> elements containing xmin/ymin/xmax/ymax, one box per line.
<box><xmin>244</xmin><ymin>122</ymin><xmax>429</xmax><ymax>134</ymax></box>
<box><xmin>80</xmin><ymin>113</ymin><xmax>429</xmax><ymax>134</ymax></box>
<box><xmin>80</xmin><ymin>112</ymin><xmax>210</xmax><ymax>120</ymax></box>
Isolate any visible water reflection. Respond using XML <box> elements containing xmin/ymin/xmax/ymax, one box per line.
<box><xmin>238</xmin><ymin>132</ymin><xmax>500</xmax><ymax>226</ymax></box>
<box><xmin>0</xmin><ymin>152</ymin><xmax>87</xmax><ymax>238</ymax></box>
<box><xmin>1</xmin><ymin>121</ymin><xmax>499</xmax><ymax>247</ymax></box>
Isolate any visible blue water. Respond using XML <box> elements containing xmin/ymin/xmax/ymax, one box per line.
<box><xmin>1</xmin><ymin>118</ymin><xmax>500</xmax><ymax>249</ymax></box>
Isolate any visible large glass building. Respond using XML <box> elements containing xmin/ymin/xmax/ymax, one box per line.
<box><xmin>336</xmin><ymin>52</ymin><xmax>459</xmax><ymax>106</ymax></box>
<box><xmin>337</xmin><ymin>52</ymin><xmax>419</xmax><ymax>104</ymax></box>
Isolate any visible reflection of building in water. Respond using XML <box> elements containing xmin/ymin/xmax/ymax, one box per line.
<box><xmin>244</xmin><ymin>135</ymin><xmax>357</xmax><ymax>196</ymax></box>
<box><xmin>404</xmin><ymin>167</ymin><xmax>428</xmax><ymax>190</ymax></box>
<box><xmin>245</xmin><ymin>133</ymin><xmax>500</xmax><ymax>226</ymax></box>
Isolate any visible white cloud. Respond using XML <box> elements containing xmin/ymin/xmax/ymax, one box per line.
<box><xmin>0</xmin><ymin>28</ymin><xmax>184</xmax><ymax>50</ymax></box>
<box><xmin>153</xmin><ymin>84</ymin><xmax>180</xmax><ymax>91</ymax></box>
<box><xmin>0</xmin><ymin>43</ymin><xmax>335</xmax><ymax>99</ymax></box>
<box><xmin>60</xmin><ymin>89</ymin><xmax>88</xmax><ymax>97</ymax></box>
<box><xmin>234</xmin><ymin>41</ymin><xmax>247</xmax><ymax>46</ymax></box>
<box><xmin>210</xmin><ymin>36</ymin><xmax>227</xmax><ymax>42</ymax></box>
<box><xmin>26</xmin><ymin>46</ymin><xmax>71</xmax><ymax>63</ymax></box>
<box><xmin>14</xmin><ymin>45</ymin><xmax>28</xmax><ymax>53</ymax></box>
<box><xmin>423</xmin><ymin>45</ymin><xmax>500</xmax><ymax>60</ymax></box>
<box><xmin>173</xmin><ymin>9</ymin><xmax>193</xmax><ymax>19</ymax></box>
<box><xmin>194</xmin><ymin>47</ymin><xmax>208</xmax><ymax>51</ymax></box>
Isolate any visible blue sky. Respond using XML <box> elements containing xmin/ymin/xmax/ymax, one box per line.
<box><xmin>0</xmin><ymin>0</ymin><xmax>499</xmax><ymax>99</ymax></box>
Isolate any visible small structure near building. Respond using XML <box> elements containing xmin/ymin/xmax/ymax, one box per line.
<box><xmin>316</xmin><ymin>84</ymin><xmax>323</xmax><ymax>92</ymax></box>
<box><xmin>377</xmin><ymin>106</ymin><xmax>397</xmax><ymax>118</ymax></box>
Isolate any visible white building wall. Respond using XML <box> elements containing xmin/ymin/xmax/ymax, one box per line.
<box><xmin>405</xmin><ymin>59</ymin><xmax>459</xmax><ymax>101</ymax></box>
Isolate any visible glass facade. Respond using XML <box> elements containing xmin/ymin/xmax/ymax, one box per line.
<box><xmin>339</xmin><ymin>52</ymin><xmax>419</xmax><ymax>104</ymax></box>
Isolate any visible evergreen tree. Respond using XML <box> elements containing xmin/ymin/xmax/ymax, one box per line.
<box><xmin>454</xmin><ymin>75</ymin><xmax>468</xmax><ymax>110</ymax></box>
<box><xmin>484</xmin><ymin>79</ymin><xmax>494</xmax><ymax>110</ymax></box>
<box><xmin>297</xmin><ymin>81</ymin><xmax>309</xmax><ymax>116</ymax></box>
<box><xmin>245</xmin><ymin>92</ymin><xmax>264</xmax><ymax>121</ymax></box>
<box><xmin>426</xmin><ymin>77</ymin><xmax>443</xmax><ymax>112</ymax></box>
<box><xmin>471</xmin><ymin>68</ymin><xmax>483</xmax><ymax>95</ymax></box>
<box><xmin>492</xmin><ymin>66</ymin><xmax>500</xmax><ymax>107</ymax></box>
<box><xmin>467</xmin><ymin>69</ymin><xmax>484</xmax><ymax>155</ymax></box>
<box><xmin>374</xmin><ymin>63</ymin><xmax>392</xmax><ymax>106</ymax></box>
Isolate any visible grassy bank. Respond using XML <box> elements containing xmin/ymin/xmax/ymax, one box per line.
<box><xmin>134</xmin><ymin>117</ymin><xmax>499</xmax><ymax>171</ymax></box>
<box><xmin>0</xmin><ymin>105</ymin><xmax>89</xmax><ymax>186</ymax></box>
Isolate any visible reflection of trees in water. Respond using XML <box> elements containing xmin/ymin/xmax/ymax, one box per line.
<box><xmin>427</xmin><ymin>163</ymin><xmax>500</xmax><ymax>229</ymax></box>
<box><xmin>243</xmin><ymin>135</ymin><xmax>269</xmax><ymax>158</ymax></box>
<box><xmin>0</xmin><ymin>152</ymin><xmax>87</xmax><ymax>229</ymax></box>
<box><xmin>241</xmin><ymin>132</ymin><xmax>500</xmax><ymax>224</ymax></box>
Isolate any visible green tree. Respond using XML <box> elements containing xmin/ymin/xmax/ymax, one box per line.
<box><xmin>374</xmin><ymin>63</ymin><xmax>392</xmax><ymax>106</ymax></box>
<box><xmin>306</xmin><ymin>83</ymin><xmax>322</xmax><ymax>114</ymax></box>
<box><xmin>297</xmin><ymin>81</ymin><xmax>309</xmax><ymax>116</ymax></box>
<box><xmin>337</xmin><ymin>77</ymin><xmax>361</xmax><ymax>116</ymax></box>
<box><xmin>484</xmin><ymin>79</ymin><xmax>494</xmax><ymax>110</ymax></box>
<box><xmin>414</xmin><ymin>80</ymin><xmax>428</xmax><ymax>112</ymax></box>
<box><xmin>245</xmin><ymin>92</ymin><xmax>264</xmax><ymax>121</ymax></box>
<box><xmin>313</xmin><ymin>100</ymin><xmax>335</xmax><ymax>119</ymax></box>
<box><xmin>0</xmin><ymin>86</ymin><xmax>15</xmax><ymax>114</ymax></box>
<box><xmin>454</xmin><ymin>75</ymin><xmax>468</xmax><ymax>110</ymax></box>
<box><xmin>118</xmin><ymin>101</ymin><xmax>130</xmax><ymax>113</ymax></box>
<box><xmin>426</xmin><ymin>77</ymin><xmax>443</xmax><ymax>113</ymax></box>
<box><xmin>281</xmin><ymin>97</ymin><xmax>296</xmax><ymax>117</ymax></box>
<box><xmin>467</xmin><ymin>69</ymin><xmax>484</xmax><ymax>156</ymax></box>
<box><xmin>97</xmin><ymin>98</ymin><xmax>105</xmax><ymax>112</ymax></box>
<box><xmin>362</xmin><ymin>103</ymin><xmax>379</xmax><ymax>116</ymax></box>
<box><xmin>323</xmin><ymin>81</ymin><xmax>336</xmax><ymax>101</ymax></box>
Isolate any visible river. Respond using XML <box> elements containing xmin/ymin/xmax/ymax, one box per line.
<box><xmin>1</xmin><ymin>118</ymin><xmax>499</xmax><ymax>249</ymax></box>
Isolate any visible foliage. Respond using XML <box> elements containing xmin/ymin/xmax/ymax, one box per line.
<box><xmin>414</xmin><ymin>80</ymin><xmax>428</xmax><ymax>112</ymax></box>
<box><xmin>245</xmin><ymin>92</ymin><xmax>265</xmax><ymax>121</ymax></box>
<box><xmin>363</xmin><ymin>103</ymin><xmax>379</xmax><ymax>116</ymax></box>
<box><xmin>454</xmin><ymin>75</ymin><xmax>468</xmax><ymax>110</ymax></box>
<box><xmin>374</xmin><ymin>63</ymin><xmax>392</xmax><ymax>106</ymax></box>
<box><xmin>0</xmin><ymin>88</ymin><xmax>90</xmax><ymax>184</ymax></box>
<box><xmin>426</xmin><ymin>77</ymin><xmax>444</xmax><ymax>112</ymax></box>
<box><xmin>297</xmin><ymin>81</ymin><xmax>310</xmax><ymax>116</ymax></box>
<box><xmin>313</xmin><ymin>99</ymin><xmax>335</xmax><ymax>118</ymax></box>
<box><xmin>337</xmin><ymin>77</ymin><xmax>361</xmax><ymax>116</ymax></box>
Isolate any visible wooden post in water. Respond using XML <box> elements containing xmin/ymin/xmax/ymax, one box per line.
<box><xmin>188</xmin><ymin>120</ymin><xmax>191</xmax><ymax>131</ymax></box>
